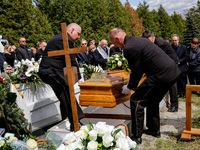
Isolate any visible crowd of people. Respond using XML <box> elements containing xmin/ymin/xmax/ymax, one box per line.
<box><xmin>0</xmin><ymin>24</ymin><xmax>200</xmax><ymax>144</ymax></box>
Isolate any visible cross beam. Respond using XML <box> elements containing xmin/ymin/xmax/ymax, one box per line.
<box><xmin>48</xmin><ymin>22</ymin><xmax>87</xmax><ymax>131</ymax></box>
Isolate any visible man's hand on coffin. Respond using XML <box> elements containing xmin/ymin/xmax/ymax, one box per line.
<box><xmin>122</xmin><ymin>84</ymin><xmax>131</xmax><ymax>94</ymax></box>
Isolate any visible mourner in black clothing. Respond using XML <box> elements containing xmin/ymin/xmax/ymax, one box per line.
<box><xmin>109</xmin><ymin>46</ymin><xmax>123</xmax><ymax>56</ymax></box>
<box><xmin>39</xmin><ymin>23</ymin><xmax>84</xmax><ymax>131</ymax></box>
<box><xmin>142</xmin><ymin>30</ymin><xmax>180</xmax><ymax>112</ymax></box>
<box><xmin>4</xmin><ymin>45</ymin><xmax>15</xmax><ymax>67</ymax></box>
<box><xmin>109</xmin><ymin>28</ymin><xmax>181</xmax><ymax>144</ymax></box>
<box><xmin>172</xmin><ymin>34</ymin><xmax>189</xmax><ymax>98</ymax></box>
<box><xmin>35</xmin><ymin>42</ymin><xmax>47</xmax><ymax>61</ymax></box>
<box><xmin>15</xmin><ymin>37</ymin><xmax>33</xmax><ymax>61</ymax></box>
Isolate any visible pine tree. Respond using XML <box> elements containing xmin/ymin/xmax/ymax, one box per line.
<box><xmin>183</xmin><ymin>13</ymin><xmax>200</xmax><ymax>46</ymax></box>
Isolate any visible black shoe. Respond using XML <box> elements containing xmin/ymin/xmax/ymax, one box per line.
<box><xmin>130</xmin><ymin>136</ymin><xmax>142</xmax><ymax>144</ymax></box>
<box><xmin>143</xmin><ymin>129</ymin><xmax>161</xmax><ymax>138</ymax></box>
<box><xmin>168</xmin><ymin>107</ymin><xmax>178</xmax><ymax>112</ymax></box>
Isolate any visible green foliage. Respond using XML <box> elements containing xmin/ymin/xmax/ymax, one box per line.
<box><xmin>0</xmin><ymin>0</ymin><xmax>53</xmax><ymax>47</ymax></box>
<box><xmin>0</xmin><ymin>77</ymin><xmax>32</xmax><ymax>140</ymax></box>
<box><xmin>34</xmin><ymin>0</ymin><xmax>131</xmax><ymax>46</ymax></box>
<box><xmin>183</xmin><ymin>13</ymin><xmax>200</xmax><ymax>46</ymax></box>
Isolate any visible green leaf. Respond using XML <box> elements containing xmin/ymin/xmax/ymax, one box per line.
<box><xmin>86</xmin><ymin>120</ymin><xmax>94</xmax><ymax>128</ymax></box>
<box><xmin>112</xmin><ymin>129</ymin><xmax>121</xmax><ymax>137</ymax></box>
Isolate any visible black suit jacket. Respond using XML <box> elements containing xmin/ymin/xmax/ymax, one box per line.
<box><xmin>39</xmin><ymin>33</ymin><xmax>81</xmax><ymax>79</ymax></box>
<box><xmin>94</xmin><ymin>49</ymin><xmax>108</xmax><ymax>70</ymax></box>
<box><xmin>35</xmin><ymin>49</ymin><xmax>44</xmax><ymax>61</ymax></box>
<box><xmin>123</xmin><ymin>36</ymin><xmax>181</xmax><ymax>90</ymax></box>
<box><xmin>154</xmin><ymin>38</ymin><xmax>178</xmax><ymax>63</ymax></box>
<box><xmin>172</xmin><ymin>43</ymin><xmax>189</xmax><ymax>72</ymax></box>
<box><xmin>15</xmin><ymin>45</ymin><xmax>33</xmax><ymax>61</ymax></box>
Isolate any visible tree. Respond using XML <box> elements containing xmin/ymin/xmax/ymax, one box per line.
<box><xmin>183</xmin><ymin>13</ymin><xmax>200</xmax><ymax>46</ymax></box>
<box><xmin>125</xmin><ymin>2</ymin><xmax>144</xmax><ymax>36</ymax></box>
<box><xmin>34</xmin><ymin>0</ymin><xmax>131</xmax><ymax>46</ymax></box>
<box><xmin>0</xmin><ymin>0</ymin><xmax>53</xmax><ymax>47</ymax></box>
<box><xmin>171</xmin><ymin>12</ymin><xmax>186</xmax><ymax>42</ymax></box>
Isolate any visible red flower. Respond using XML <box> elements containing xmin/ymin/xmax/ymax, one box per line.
<box><xmin>0</xmin><ymin>77</ymin><xmax>3</xmax><ymax>82</ymax></box>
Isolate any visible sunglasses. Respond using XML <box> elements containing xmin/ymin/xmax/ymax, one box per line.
<box><xmin>21</xmin><ymin>40</ymin><xmax>26</xmax><ymax>42</ymax></box>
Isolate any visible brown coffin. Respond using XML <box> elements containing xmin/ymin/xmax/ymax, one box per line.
<box><xmin>79</xmin><ymin>70</ymin><xmax>139</xmax><ymax>107</ymax></box>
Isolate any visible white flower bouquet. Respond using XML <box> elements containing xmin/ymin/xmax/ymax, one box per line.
<box><xmin>0</xmin><ymin>135</ymin><xmax>38</xmax><ymax>150</ymax></box>
<box><xmin>58</xmin><ymin>121</ymin><xmax>137</xmax><ymax>150</ymax></box>
<box><xmin>79</xmin><ymin>64</ymin><xmax>103</xmax><ymax>80</ymax></box>
<box><xmin>4</xmin><ymin>58</ymin><xmax>43</xmax><ymax>91</ymax></box>
<box><xmin>106</xmin><ymin>54</ymin><xmax>130</xmax><ymax>72</ymax></box>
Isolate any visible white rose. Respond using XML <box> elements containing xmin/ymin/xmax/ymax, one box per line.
<box><xmin>115</xmin><ymin>54</ymin><xmax>119</xmax><ymax>57</ymax></box>
<box><xmin>113</xmin><ymin>148</ymin><xmax>121</xmax><ymax>150</ymax></box>
<box><xmin>115</xmin><ymin>130</ymin><xmax>125</xmax><ymax>140</ymax></box>
<box><xmin>26</xmin><ymin>138</ymin><xmax>37</xmax><ymax>149</ymax></box>
<box><xmin>102</xmin><ymin>132</ymin><xmax>114</xmax><ymax>147</ymax></box>
<box><xmin>74</xmin><ymin>130</ymin><xmax>88</xmax><ymax>140</ymax></box>
<box><xmin>0</xmin><ymin>140</ymin><xmax>5</xmax><ymax>147</ymax></box>
<box><xmin>127</xmin><ymin>136</ymin><xmax>137</xmax><ymax>149</ymax></box>
<box><xmin>87</xmin><ymin>141</ymin><xmax>98</xmax><ymax>150</ymax></box>
<box><xmin>95</xmin><ymin>122</ymin><xmax>108</xmax><ymax>137</ymax></box>
<box><xmin>122</xmin><ymin>57</ymin><xmax>126</xmax><ymax>60</ymax></box>
<box><xmin>117</xmin><ymin>61</ymin><xmax>122</xmax><ymax>67</ymax></box>
<box><xmin>64</xmin><ymin>132</ymin><xmax>76</xmax><ymax>144</ymax></box>
<box><xmin>116</xmin><ymin>137</ymin><xmax>129</xmax><ymax>150</ymax></box>
<box><xmin>89</xmin><ymin>129</ymin><xmax>98</xmax><ymax>141</ymax></box>
<box><xmin>8</xmin><ymin>136</ymin><xmax>18</xmax><ymax>143</ymax></box>
<box><xmin>115</xmin><ymin>58</ymin><xmax>119</xmax><ymax>61</ymax></box>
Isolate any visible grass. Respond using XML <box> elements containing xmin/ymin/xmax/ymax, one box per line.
<box><xmin>148</xmin><ymin>94</ymin><xmax>200</xmax><ymax>150</ymax></box>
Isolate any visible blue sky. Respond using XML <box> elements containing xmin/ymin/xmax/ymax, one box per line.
<box><xmin>120</xmin><ymin>0</ymin><xmax>198</xmax><ymax>15</ymax></box>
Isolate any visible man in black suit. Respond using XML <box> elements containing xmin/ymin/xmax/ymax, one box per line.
<box><xmin>15</xmin><ymin>37</ymin><xmax>33</xmax><ymax>61</ymax></box>
<box><xmin>142</xmin><ymin>30</ymin><xmax>179</xmax><ymax>112</ymax></box>
<box><xmin>172</xmin><ymin>34</ymin><xmax>189</xmax><ymax>98</ymax></box>
<box><xmin>109</xmin><ymin>28</ymin><xmax>181</xmax><ymax>144</ymax></box>
<box><xmin>39</xmin><ymin>23</ymin><xmax>84</xmax><ymax>131</ymax></box>
<box><xmin>76</xmin><ymin>39</ymin><xmax>88</xmax><ymax>64</ymax></box>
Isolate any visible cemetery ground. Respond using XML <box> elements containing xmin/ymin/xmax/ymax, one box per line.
<box><xmin>33</xmin><ymin>94</ymin><xmax>200</xmax><ymax>150</ymax></box>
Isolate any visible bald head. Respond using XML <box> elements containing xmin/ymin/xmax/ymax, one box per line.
<box><xmin>67</xmin><ymin>23</ymin><xmax>82</xmax><ymax>42</ymax></box>
<box><xmin>108</xmin><ymin>28</ymin><xmax>126</xmax><ymax>48</ymax></box>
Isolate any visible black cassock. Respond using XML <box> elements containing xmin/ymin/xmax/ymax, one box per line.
<box><xmin>124</xmin><ymin>36</ymin><xmax>181</xmax><ymax>138</ymax></box>
<box><xmin>39</xmin><ymin>33</ymin><xmax>84</xmax><ymax>127</ymax></box>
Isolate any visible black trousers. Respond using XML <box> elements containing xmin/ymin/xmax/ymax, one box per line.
<box><xmin>39</xmin><ymin>72</ymin><xmax>84</xmax><ymax>125</ymax></box>
<box><xmin>169</xmin><ymin>82</ymin><xmax>178</xmax><ymax>108</ymax></box>
<box><xmin>177</xmin><ymin>72</ymin><xmax>187</xmax><ymax>95</ymax></box>
<box><xmin>130</xmin><ymin>78</ymin><xmax>178</xmax><ymax>138</ymax></box>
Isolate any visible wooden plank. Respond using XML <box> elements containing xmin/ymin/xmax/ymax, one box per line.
<box><xmin>84</xmin><ymin>113</ymin><xmax>132</xmax><ymax>120</ymax></box>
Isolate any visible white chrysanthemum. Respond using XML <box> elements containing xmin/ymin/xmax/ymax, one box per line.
<box><xmin>102</xmin><ymin>132</ymin><xmax>114</xmax><ymax>147</ymax></box>
<box><xmin>87</xmin><ymin>141</ymin><xmax>98</xmax><ymax>150</ymax></box>
<box><xmin>26</xmin><ymin>138</ymin><xmax>37</xmax><ymax>149</ymax></box>
<box><xmin>117</xmin><ymin>61</ymin><xmax>122</xmax><ymax>67</ymax></box>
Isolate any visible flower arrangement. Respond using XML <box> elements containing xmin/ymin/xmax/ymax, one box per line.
<box><xmin>106</xmin><ymin>54</ymin><xmax>130</xmax><ymax>72</ymax></box>
<box><xmin>4</xmin><ymin>59</ymin><xmax>43</xmax><ymax>91</ymax></box>
<box><xmin>0</xmin><ymin>135</ymin><xmax>38</xmax><ymax>150</ymax></box>
<box><xmin>58</xmin><ymin>121</ymin><xmax>137</xmax><ymax>150</ymax></box>
<box><xmin>79</xmin><ymin>64</ymin><xmax>103</xmax><ymax>80</ymax></box>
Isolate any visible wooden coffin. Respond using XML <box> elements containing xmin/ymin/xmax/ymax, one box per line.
<box><xmin>78</xmin><ymin>70</ymin><xmax>146</xmax><ymax>107</ymax></box>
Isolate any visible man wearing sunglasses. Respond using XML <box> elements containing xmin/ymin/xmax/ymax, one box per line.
<box><xmin>15</xmin><ymin>37</ymin><xmax>33</xmax><ymax>61</ymax></box>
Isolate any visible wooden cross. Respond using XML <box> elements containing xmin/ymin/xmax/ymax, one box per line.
<box><xmin>48</xmin><ymin>22</ymin><xmax>87</xmax><ymax>131</ymax></box>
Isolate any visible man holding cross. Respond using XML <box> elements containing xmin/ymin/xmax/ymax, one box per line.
<box><xmin>39</xmin><ymin>23</ymin><xmax>84</xmax><ymax>131</ymax></box>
